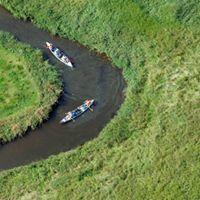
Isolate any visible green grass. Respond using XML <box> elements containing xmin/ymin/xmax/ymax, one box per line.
<box><xmin>0</xmin><ymin>48</ymin><xmax>39</xmax><ymax>120</ymax></box>
<box><xmin>0</xmin><ymin>32</ymin><xmax>61</xmax><ymax>142</ymax></box>
<box><xmin>0</xmin><ymin>0</ymin><xmax>199</xmax><ymax>199</ymax></box>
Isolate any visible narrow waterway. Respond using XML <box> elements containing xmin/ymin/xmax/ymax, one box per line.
<box><xmin>0</xmin><ymin>6</ymin><xmax>125</xmax><ymax>170</ymax></box>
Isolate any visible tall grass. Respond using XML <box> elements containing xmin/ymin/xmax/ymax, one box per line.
<box><xmin>0</xmin><ymin>0</ymin><xmax>199</xmax><ymax>199</ymax></box>
<box><xmin>0</xmin><ymin>32</ymin><xmax>61</xmax><ymax>142</ymax></box>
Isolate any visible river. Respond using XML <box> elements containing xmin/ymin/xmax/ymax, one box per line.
<box><xmin>0</xmin><ymin>6</ymin><xmax>125</xmax><ymax>170</ymax></box>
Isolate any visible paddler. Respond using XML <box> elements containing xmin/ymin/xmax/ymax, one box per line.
<box><xmin>85</xmin><ymin>99</ymin><xmax>90</xmax><ymax>106</ymax></box>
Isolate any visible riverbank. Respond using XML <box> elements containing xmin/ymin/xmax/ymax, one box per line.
<box><xmin>0</xmin><ymin>31</ymin><xmax>61</xmax><ymax>142</ymax></box>
<box><xmin>0</xmin><ymin>0</ymin><xmax>199</xmax><ymax>199</ymax></box>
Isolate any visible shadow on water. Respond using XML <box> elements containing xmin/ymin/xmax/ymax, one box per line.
<box><xmin>0</xmin><ymin>6</ymin><xmax>125</xmax><ymax>170</ymax></box>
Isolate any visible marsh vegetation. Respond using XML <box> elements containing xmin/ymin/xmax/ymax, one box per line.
<box><xmin>0</xmin><ymin>32</ymin><xmax>61</xmax><ymax>142</ymax></box>
<box><xmin>0</xmin><ymin>0</ymin><xmax>199</xmax><ymax>199</ymax></box>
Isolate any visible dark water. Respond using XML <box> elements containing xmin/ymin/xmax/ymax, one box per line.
<box><xmin>0</xmin><ymin>7</ymin><xmax>125</xmax><ymax>170</ymax></box>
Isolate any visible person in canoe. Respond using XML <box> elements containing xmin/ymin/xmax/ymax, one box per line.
<box><xmin>85</xmin><ymin>99</ymin><xmax>91</xmax><ymax>106</ymax></box>
<box><xmin>61</xmin><ymin>55</ymin><xmax>70</xmax><ymax>63</ymax></box>
<box><xmin>64</xmin><ymin>111</ymin><xmax>72</xmax><ymax>121</ymax></box>
<box><xmin>46</xmin><ymin>42</ymin><xmax>52</xmax><ymax>49</ymax></box>
<box><xmin>45</xmin><ymin>41</ymin><xmax>74</xmax><ymax>68</ymax></box>
<box><xmin>46</xmin><ymin>43</ymin><xmax>56</xmax><ymax>52</ymax></box>
<box><xmin>54</xmin><ymin>49</ymin><xmax>62</xmax><ymax>58</ymax></box>
<box><xmin>60</xmin><ymin>99</ymin><xmax>94</xmax><ymax>124</ymax></box>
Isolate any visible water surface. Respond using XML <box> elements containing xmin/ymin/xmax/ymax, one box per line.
<box><xmin>0</xmin><ymin>6</ymin><xmax>125</xmax><ymax>170</ymax></box>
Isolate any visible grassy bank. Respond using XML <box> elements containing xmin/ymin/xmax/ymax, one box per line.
<box><xmin>0</xmin><ymin>0</ymin><xmax>199</xmax><ymax>199</ymax></box>
<box><xmin>0</xmin><ymin>32</ymin><xmax>61</xmax><ymax>142</ymax></box>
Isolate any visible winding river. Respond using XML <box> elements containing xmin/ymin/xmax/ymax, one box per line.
<box><xmin>0</xmin><ymin>6</ymin><xmax>125</xmax><ymax>170</ymax></box>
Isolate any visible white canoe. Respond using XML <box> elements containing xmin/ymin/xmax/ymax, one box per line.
<box><xmin>60</xmin><ymin>99</ymin><xmax>94</xmax><ymax>124</ymax></box>
<box><xmin>46</xmin><ymin>42</ymin><xmax>73</xmax><ymax>68</ymax></box>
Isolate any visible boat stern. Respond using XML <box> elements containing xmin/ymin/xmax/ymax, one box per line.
<box><xmin>60</xmin><ymin>119</ymin><xmax>66</xmax><ymax>124</ymax></box>
<box><xmin>68</xmin><ymin>62</ymin><xmax>73</xmax><ymax>68</ymax></box>
<box><xmin>60</xmin><ymin>112</ymin><xmax>72</xmax><ymax>124</ymax></box>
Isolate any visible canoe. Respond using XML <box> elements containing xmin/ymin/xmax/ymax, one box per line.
<box><xmin>60</xmin><ymin>99</ymin><xmax>95</xmax><ymax>124</ymax></box>
<box><xmin>46</xmin><ymin>42</ymin><xmax>73</xmax><ymax>68</ymax></box>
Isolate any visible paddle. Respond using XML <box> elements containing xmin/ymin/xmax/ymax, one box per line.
<box><xmin>89</xmin><ymin>107</ymin><xmax>93</xmax><ymax>112</ymax></box>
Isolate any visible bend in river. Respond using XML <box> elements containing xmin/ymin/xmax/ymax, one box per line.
<box><xmin>0</xmin><ymin>6</ymin><xmax>125</xmax><ymax>170</ymax></box>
